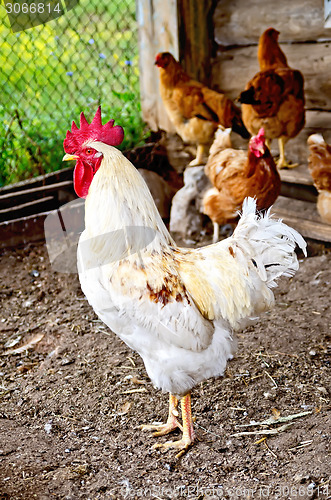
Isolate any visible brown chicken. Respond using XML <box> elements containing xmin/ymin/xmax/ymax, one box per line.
<box><xmin>308</xmin><ymin>134</ymin><xmax>331</xmax><ymax>224</ymax></box>
<box><xmin>203</xmin><ymin>127</ymin><xmax>281</xmax><ymax>242</ymax></box>
<box><xmin>155</xmin><ymin>52</ymin><xmax>250</xmax><ymax>166</ymax></box>
<box><xmin>257</xmin><ymin>27</ymin><xmax>288</xmax><ymax>71</ymax></box>
<box><xmin>239</xmin><ymin>28</ymin><xmax>305</xmax><ymax>169</ymax></box>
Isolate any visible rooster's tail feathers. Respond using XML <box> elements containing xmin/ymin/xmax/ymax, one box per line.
<box><xmin>232</xmin><ymin>197</ymin><xmax>307</xmax><ymax>287</ymax></box>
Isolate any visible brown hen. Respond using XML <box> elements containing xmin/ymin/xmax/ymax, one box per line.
<box><xmin>155</xmin><ymin>52</ymin><xmax>249</xmax><ymax>166</ymax></box>
<box><xmin>239</xmin><ymin>28</ymin><xmax>305</xmax><ymax>169</ymax></box>
<box><xmin>203</xmin><ymin>128</ymin><xmax>281</xmax><ymax>242</ymax></box>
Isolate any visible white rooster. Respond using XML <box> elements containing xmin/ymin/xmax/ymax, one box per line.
<box><xmin>63</xmin><ymin>107</ymin><xmax>306</xmax><ymax>458</ymax></box>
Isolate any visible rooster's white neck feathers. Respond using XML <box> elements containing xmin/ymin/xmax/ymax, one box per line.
<box><xmin>84</xmin><ymin>142</ymin><xmax>174</xmax><ymax>249</ymax></box>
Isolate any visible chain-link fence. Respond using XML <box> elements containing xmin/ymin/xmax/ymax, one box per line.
<box><xmin>0</xmin><ymin>0</ymin><xmax>146</xmax><ymax>186</ymax></box>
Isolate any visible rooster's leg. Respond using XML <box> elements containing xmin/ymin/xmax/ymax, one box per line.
<box><xmin>140</xmin><ymin>394</ymin><xmax>182</xmax><ymax>436</ymax></box>
<box><xmin>153</xmin><ymin>392</ymin><xmax>195</xmax><ymax>458</ymax></box>
<box><xmin>189</xmin><ymin>144</ymin><xmax>207</xmax><ymax>166</ymax></box>
<box><xmin>277</xmin><ymin>137</ymin><xmax>298</xmax><ymax>169</ymax></box>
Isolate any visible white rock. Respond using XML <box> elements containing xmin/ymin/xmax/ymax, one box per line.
<box><xmin>170</xmin><ymin>166</ymin><xmax>211</xmax><ymax>237</ymax></box>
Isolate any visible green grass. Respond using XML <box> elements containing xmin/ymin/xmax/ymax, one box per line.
<box><xmin>0</xmin><ymin>0</ymin><xmax>148</xmax><ymax>186</ymax></box>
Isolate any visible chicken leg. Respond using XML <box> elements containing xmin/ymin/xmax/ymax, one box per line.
<box><xmin>140</xmin><ymin>394</ymin><xmax>182</xmax><ymax>436</ymax></box>
<box><xmin>189</xmin><ymin>144</ymin><xmax>208</xmax><ymax>167</ymax></box>
<box><xmin>277</xmin><ymin>137</ymin><xmax>298</xmax><ymax>169</ymax></box>
<box><xmin>213</xmin><ymin>222</ymin><xmax>220</xmax><ymax>244</ymax></box>
<box><xmin>152</xmin><ymin>393</ymin><xmax>195</xmax><ymax>458</ymax></box>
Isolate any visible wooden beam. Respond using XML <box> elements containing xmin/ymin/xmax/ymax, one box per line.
<box><xmin>279</xmin><ymin>164</ymin><xmax>318</xmax><ymax>203</ymax></box>
<box><xmin>0</xmin><ymin>212</ymin><xmax>48</xmax><ymax>249</ymax></box>
<box><xmin>0</xmin><ymin>180</ymin><xmax>74</xmax><ymax>209</ymax></box>
<box><xmin>279</xmin><ymin>165</ymin><xmax>313</xmax><ymax>186</ymax></box>
<box><xmin>177</xmin><ymin>0</ymin><xmax>217</xmax><ymax>85</ymax></box>
<box><xmin>273</xmin><ymin>211</ymin><xmax>331</xmax><ymax>243</ymax></box>
<box><xmin>213</xmin><ymin>0</ymin><xmax>331</xmax><ymax>46</ymax></box>
<box><xmin>272</xmin><ymin>196</ymin><xmax>331</xmax><ymax>243</ymax></box>
<box><xmin>0</xmin><ymin>167</ymin><xmax>73</xmax><ymax>195</ymax></box>
<box><xmin>281</xmin><ymin>182</ymin><xmax>317</xmax><ymax>203</ymax></box>
<box><xmin>0</xmin><ymin>196</ymin><xmax>57</xmax><ymax>223</ymax></box>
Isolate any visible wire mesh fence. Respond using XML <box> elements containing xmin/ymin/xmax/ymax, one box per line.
<box><xmin>0</xmin><ymin>0</ymin><xmax>146</xmax><ymax>186</ymax></box>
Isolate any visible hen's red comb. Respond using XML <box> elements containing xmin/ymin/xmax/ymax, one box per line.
<box><xmin>257</xmin><ymin>127</ymin><xmax>265</xmax><ymax>140</ymax></box>
<box><xmin>63</xmin><ymin>106</ymin><xmax>124</xmax><ymax>154</ymax></box>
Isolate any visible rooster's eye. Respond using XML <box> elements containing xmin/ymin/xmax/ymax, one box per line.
<box><xmin>85</xmin><ymin>148</ymin><xmax>94</xmax><ymax>155</ymax></box>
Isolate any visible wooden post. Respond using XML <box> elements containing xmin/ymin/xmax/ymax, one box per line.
<box><xmin>177</xmin><ymin>0</ymin><xmax>217</xmax><ymax>85</ymax></box>
<box><xmin>136</xmin><ymin>0</ymin><xmax>179</xmax><ymax>131</ymax></box>
<box><xmin>137</xmin><ymin>0</ymin><xmax>217</xmax><ymax>131</ymax></box>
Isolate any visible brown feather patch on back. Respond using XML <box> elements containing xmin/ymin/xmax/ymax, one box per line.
<box><xmin>146</xmin><ymin>275</ymin><xmax>189</xmax><ymax>307</ymax></box>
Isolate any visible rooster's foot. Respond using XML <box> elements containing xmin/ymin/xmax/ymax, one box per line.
<box><xmin>143</xmin><ymin>393</ymin><xmax>195</xmax><ymax>458</ymax></box>
<box><xmin>140</xmin><ymin>417</ymin><xmax>182</xmax><ymax>437</ymax></box>
<box><xmin>140</xmin><ymin>394</ymin><xmax>182</xmax><ymax>437</ymax></box>
<box><xmin>152</xmin><ymin>393</ymin><xmax>195</xmax><ymax>458</ymax></box>
<box><xmin>152</xmin><ymin>436</ymin><xmax>194</xmax><ymax>459</ymax></box>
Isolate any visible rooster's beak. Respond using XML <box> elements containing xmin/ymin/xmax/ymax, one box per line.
<box><xmin>62</xmin><ymin>153</ymin><xmax>79</xmax><ymax>161</ymax></box>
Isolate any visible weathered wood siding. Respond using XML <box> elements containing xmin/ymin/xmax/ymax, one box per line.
<box><xmin>137</xmin><ymin>0</ymin><xmax>331</xmax><ymax>165</ymax></box>
<box><xmin>212</xmin><ymin>0</ymin><xmax>331</xmax><ymax>163</ymax></box>
<box><xmin>213</xmin><ymin>0</ymin><xmax>331</xmax><ymax>45</ymax></box>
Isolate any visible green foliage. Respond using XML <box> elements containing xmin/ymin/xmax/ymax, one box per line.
<box><xmin>0</xmin><ymin>0</ymin><xmax>148</xmax><ymax>186</ymax></box>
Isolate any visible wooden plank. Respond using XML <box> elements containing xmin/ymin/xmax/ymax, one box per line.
<box><xmin>273</xmin><ymin>211</ymin><xmax>331</xmax><ymax>242</ymax></box>
<box><xmin>0</xmin><ymin>196</ymin><xmax>57</xmax><ymax>222</ymax></box>
<box><xmin>0</xmin><ymin>198</ymin><xmax>84</xmax><ymax>250</ymax></box>
<box><xmin>0</xmin><ymin>212</ymin><xmax>48</xmax><ymax>249</ymax></box>
<box><xmin>213</xmin><ymin>0</ymin><xmax>331</xmax><ymax>46</ymax></box>
<box><xmin>279</xmin><ymin>164</ymin><xmax>313</xmax><ymax>186</ymax></box>
<box><xmin>0</xmin><ymin>167</ymin><xmax>73</xmax><ymax>195</ymax></box>
<box><xmin>273</xmin><ymin>196</ymin><xmax>319</xmax><ymax>221</ymax></box>
<box><xmin>280</xmin><ymin>182</ymin><xmax>318</xmax><ymax>203</ymax></box>
<box><xmin>0</xmin><ymin>180</ymin><xmax>73</xmax><ymax>209</ymax></box>
<box><xmin>306</xmin><ymin>109</ymin><xmax>331</xmax><ymax>131</ymax></box>
<box><xmin>272</xmin><ymin>196</ymin><xmax>331</xmax><ymax>242</ymax></box>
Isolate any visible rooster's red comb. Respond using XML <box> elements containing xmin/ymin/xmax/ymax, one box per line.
<box><xmin>63</xmin><ymin>106</ymin><xmax>124</xmax><ymax>154</ymax></box>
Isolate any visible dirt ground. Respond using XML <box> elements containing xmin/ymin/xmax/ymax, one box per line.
<box><xmin>0</xmin><ymin>239</ymin><xmax>330</xmax><ymax>500</ymax></box>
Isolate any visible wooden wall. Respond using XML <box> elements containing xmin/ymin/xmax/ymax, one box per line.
<box><xmin>211</xmin><ymin>0</ymin><xmax>331</xmax><ymax>163</ymax></box>
<box><xmin>138</xmin><ymin>0</ymin><xmax>331</xmax><ymax>164</ymax></box>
